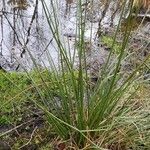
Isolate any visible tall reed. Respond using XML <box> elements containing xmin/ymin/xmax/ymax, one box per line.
<box><xmin>2</xmin><ymin>0</ymin><xmax>150</xmax><ymax>149</ymax></box>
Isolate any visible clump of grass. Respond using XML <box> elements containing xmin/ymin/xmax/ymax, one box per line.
<box><xmin>1</xmin><ymin>0</ymin><xmax>150</xmax><ymax>149</ymax></box>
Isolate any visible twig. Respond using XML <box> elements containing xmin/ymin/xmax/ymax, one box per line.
<box><xmin>96</xmin><ymin>0</ymin><xmax>111</xmax><ymax>38</ymax></box>
<box><xmin>21</xmin><ymin>0</ymin><xmax>38</xmax><ymax>57</ymax></box>
<box><xmin>0</xmin><ymin>10</ymin><xmax>33</xmax><ymax>18</ymax></box>
<box><xmin>3</xmin><ymin>12</ymin><xmax>23</xmax><ymax>46</ymax></box>
<box><xmin>19</xmin><ymin>126</ymin><xmax>38</xmax><ymax>149</ymax></box>
<box><xmin>38</xmin><ymin>37</ymin><xmax>53</xmax><ymax>58</ymax></box>
<box><xmin>0</xmin><ymin>119</ymin><xmax>35</xmax><ymax>137</ymax></box>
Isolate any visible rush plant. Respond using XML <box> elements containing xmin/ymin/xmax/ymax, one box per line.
<box><xmin>1</xmin><ymin>0</ymin><xmax>150</xmax><ymax>149</ymax></box>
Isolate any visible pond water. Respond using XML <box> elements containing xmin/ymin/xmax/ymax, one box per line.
<box><xmin>0</xmin><ymin>0</ymin><xmax>140</xmax><ymax>71</ymax></box>
<box><xmin>0</xmin><ymin>0</ymin><xmax>59</xmax><ymax>71</ymax></box>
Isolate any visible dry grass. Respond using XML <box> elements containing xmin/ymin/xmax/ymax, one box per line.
<box><xmin>133</xmin><ymin>0</ymin><xmax>150</xmax><ymax>9</ymax></box>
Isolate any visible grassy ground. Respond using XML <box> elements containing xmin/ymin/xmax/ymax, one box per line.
<box><xmin>0</xmin><ymin>67</ymin><xmax>150</xmax><ymax>149</ymax></box>
<box><xmin>0</xmin><ymin>32</ymin><xmax>150</xmax><ymax>149</ymax></box>
<box><xmin>0</xmin><ymin>1</ymin><xmax>150</xmax><ymax>149</ymax></box>
<box><xmin>0</xmin><ymin>70</ymin><xmax>58</xmax><ymax>149</ymax></box>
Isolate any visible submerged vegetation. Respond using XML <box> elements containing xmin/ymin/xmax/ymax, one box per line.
<box><xmin>0</xmin><ymin>0</ymin><xmax>150</xmax><ymax>149</ymax></box>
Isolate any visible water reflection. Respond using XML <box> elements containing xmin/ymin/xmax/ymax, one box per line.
<box><xmin>0</xmin><ymin>0</ymin><xmax>149</xmax><ymax>71</ymax></box>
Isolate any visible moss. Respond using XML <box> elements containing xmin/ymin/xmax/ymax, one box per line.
<box><xmin>0</xmin><ymin>70</ymin><xmax>53</xmax><ymax>124</ymax></box>
<box><xmin>101</xmin><ymin>35</ymin><xmax>122</xmax><ymax>54</ymax></box>
<box><xmin>0</xmin><ymin>71</ymin><xmax>27</xmax><ymax>124</ymax></box>
<box><xmin>0</xmin><ymin>70</ymin><xmax>80</xmax><ymax>124</ymax></box>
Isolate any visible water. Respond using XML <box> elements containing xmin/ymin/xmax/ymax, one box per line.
<box><xmin>0</xmin><ymin>0</ymin><xmax>123</xmax><ymax>71</ymax></box>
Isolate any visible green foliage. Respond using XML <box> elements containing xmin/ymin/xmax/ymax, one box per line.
<box><xmin>0</xmin><ymin>71</ymin><xmax>29</xmax><ymax>124</ymax></box>
<box><xmin>0</xmin><ymin>70</ymin><xmax>80</xmax><ymax>125</ymax></box>
<box><xmin>29</xmin><ymin>1</ymin><xmax>150</xmax><ymax>149</ymax></box>
<box><xmin>0</xmin><ymin>70</ymin><xmax>52</xmax><ymax>124</ymax></box>
<box><xmin>101</xmin><ymin>35</ymin><xmax>122</xmax><ymax>54</ymax></box>
<box><xmin>1</xmin><ymin>0</ymin><xmax>150</xmax><ymax>149</ymax></box>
